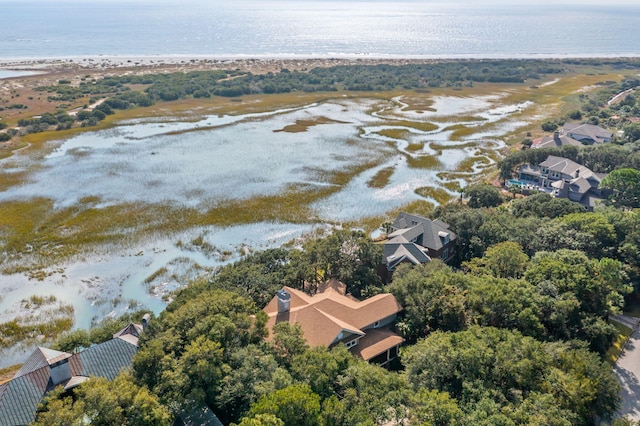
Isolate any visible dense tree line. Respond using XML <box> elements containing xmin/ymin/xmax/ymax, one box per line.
<box><xmin>18</xmin><ymin>59</ymin><xmax>636</xmax><ymax>139</ymax></box>
<box><xmin>29</xmin><ymin>60</ymin><xmax>640</xmax><ymax>423</ymax></box>
<box><xmin>33</xmin><ymin>198</ymin><xmax>639</xmax><ymax>425</ymax></box>
<box><xmin>36</xmin><ymin>59</ymin><xmax>567</xmax><ymax>106</ymax></box>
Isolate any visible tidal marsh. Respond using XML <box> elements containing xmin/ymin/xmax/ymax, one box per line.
<box><xmin>0</xmin><ymin>73</ymin><xmax>614</xmax><ymax>366</ymax></box>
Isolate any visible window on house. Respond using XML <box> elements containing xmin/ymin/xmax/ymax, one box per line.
<box><xmin>373</xmin><ymin>320</ymin><xmax>380</xmax><ymax>328</ymax></box>
<box><xmin>443</xmin><ymin>248</ymin><xmax>449</xmax><ymax>259</ymax></box>
<box><xmin>345</xmin><ymin>339</ymin><xmax>358</xmax><ymax>349</ymax></box>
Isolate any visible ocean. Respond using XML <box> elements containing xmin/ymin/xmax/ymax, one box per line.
<box><xmin>0</xmin><ymin>0</ymin><xmax>639</xmax><ymax>60</ymax></box>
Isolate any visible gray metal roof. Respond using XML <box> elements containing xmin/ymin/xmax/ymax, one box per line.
<box><xmin>540</xmin><ymin>155</ymin><xmax>584</xmax><ymax>176</ymax></box>
<box><xmin>391</xmin><ymin>212</ymin><xmax>456</xmax><ymax>252</ymax></box>
<box><xmin>534</xmin><ymin>134</ymin><xmax>582</xmax><ymax>149</ymax></box>
<box><xmin>14</xmin><ymin>347</ymin><xmax>71</xmax><ymax>378</ymax></box>
<box><xmin>70</xmin><ymin>338</ymin><xmax>138</xmax><ymax>380</ymax></box>
<box><xmin>0</xmin><ymin>366</ymin><xmax>51</xmax><ymax>426</ymax></box>
<box><xmin>383</xmin><ymin>243</ymin><xmax>431</xmax><ymax>269</ymax></box>
<box><xmin>176</xmin><ymin>406</ymin><xmax>224</xmax><ymax>426</ymax></box>
<box><xmin>563</xmin><ymin>123</ymin><xmax>612</xmax><ymax>143</ymax></box>
<box><xmin>0</xmin><ymin>325</ymin><xmax>141</xmax><ymax>426</ymax></box>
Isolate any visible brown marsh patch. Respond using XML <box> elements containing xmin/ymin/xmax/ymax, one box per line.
<box><xmin>415</xmin><ymin>186</ymin><xmax>453</xmax><ymax>205</ymax></box>
<box><xmin>375</xmin><ymin>128</ymin><xmax>413</xmax><ymax>140</ymax></box>
<box><xmin>367</xmin><ymin>167</ymin><xmax>395</xmax><ymax>189</ymax></box>
<box><xmin>273</xmin><ymin>116</ymin><xmax>349</xmax><ymax>133</ymax></box>
<box><xmin>406</xmin><ymin>154</ymin><xmax>442</xmax><ymax>170</ymax></box>
<box><xmin>455</xmin><ymin>156</ymin><xmax>492</xmax><ymax>173</ymax></box>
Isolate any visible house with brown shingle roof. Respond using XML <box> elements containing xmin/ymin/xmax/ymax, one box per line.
<box><xmin>264</xmin><ymin>282</ymin><xmax>404</xmax><ymax>366</ymax></box>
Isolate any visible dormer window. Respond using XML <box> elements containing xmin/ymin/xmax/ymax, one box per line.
<box><xmin>438</xmin><ymin>231</ymin><xmax>450</xmax><ymax>244</ymax></box>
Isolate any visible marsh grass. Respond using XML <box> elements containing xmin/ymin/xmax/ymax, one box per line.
<box><xmin>375</xmin><ymin>128</ymin><xmax>413</xmax><ymax>140</ymax></box>
<box><xmin>431</xmin><ymin>115</ymin><xmax>487</xmax><ymax>123</ymax></box>
<box><xmin>406</xmin><ymin>143</ymin><xmax>424</xmax><ymax>153</ymax></box>
<box><xmin>0</xmin><ymin>365</ymin><xmax>20</xmax><ymax>385</ymax></box>
<box><xmin>456</xmin><ymin>156</ymin><xmax>492</xmax><ymax>173</ymax></box>
<box><xmin>0</xmin><ymin>301</ymin><xmax>74</xmax><ymax>349</ymax></box>
<box><xmin>443</xmin><ymin>181</ymin><xmax>463</xmax><ymax>193</ymax></box>
<box><xmin>398</xmin><ymin>96</ymin><xmax>436</xmax><ymax>112</ymax></box>
<box><xmin>430</xmin><ymin>141</ymin><xmax>478</xmax><ymax>151</ymax></box>
<box><xmin>20</xmin><ymin>295</ymin><xmax>57</xmax><ymax>309</ymax></box>
<box><xmin>450</xmin><ymin>125</ymin><xmax>483</xmax><ymax>140</ymax></box>
<box><xmin>406</xmin><ymin>154</ymin><xmax>442</xmax><ymax>170</ymax></box>
<box><xmin>344</xmin><ymin>199</ymin><xmax>436</xmax><ymax>235</ymax></box>
<box><xmin>415</xmin><ymin>186</ymin><xmax>453</xmax><ymax>205</ymax></box>
<box><xmin>0</xmin><ymin>170</ymin><xmax>33</xmax><ymax>191</ymax></box>
<box><xmin>437</xmin><ymin>171</ymin><xmax>475</xmax><ymax>181</ymax></box>
<box><xmin>395</xmin><ymin>200</ymin><xmax>435</xmax><ymax>218</ymax></box>
<box><xmin>144</xmin><ymin>267</ymin><xmax>169</xmax><ymax>285</ymax></box>
<box><xmin>382</xmin><ymin>120</ymin><xmax>438</xmax><ymax>132</ymax></box>
<box><xmin>0</xmin><ymin>161</ymin><xmax>379</xmax><ymax>271</ymax></box>
<box><xmin>273</xmin><ymin>116</ymin><xmax>347</xmax><ymax>133</ymax></box>
<box><xmin>2</xmin><ymin>68</ymin><xmax>634</xmax><ymax>277</ymax></box>
<box><xmin>367</xmin><ymin>167</ymin><xmax>395</xmax><ymax>189</ymax></box>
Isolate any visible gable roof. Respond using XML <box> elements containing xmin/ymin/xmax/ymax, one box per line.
<box><xmin>350</xmin><ymin>328</ymin><xmax>405</xmax><ymax>362</ymax></box>
<box><xmin>383</xmin><ymin>242</ymin><xmax>431</xmax><ymax>269</ymax></box>
<box><xmin>264</xmin><ymin>286</ymin><xmax>403</xmax><ymax>353</ymax></box>
<box><xmin>391</xmin><ymin>212</ymin><xmax>456</xmax><ymax>252</ymax></box>
<box><xmin>562</xmin><ymin>123</ymin><xmax>612</xmax><ymax>143</ymax></box>
<box><xmin>539</xmin><ymin>155</ymin><xmax>594</xmax><ymax>178</ymax></box>
<box><xmin>533</xmin><ymin>133</ymin><xmax>582</xmax><ymax>149</ymax></box>
<box><xmin>69</xmin><ymin>338</ymin><xmax>138</xmax><ymax>380</ymax></box>
<box><xmin>0</xmin><ymin>366</ymin><xmax>52</xmax><ymax>426</ymax></box>
<box><xmin>0</xmin><ymin>324</ymin><xmax>142</xmax><ymax>426</ymax></box>
<box><xmin>14</xmin><ymin>347</ymin><xmax>72</xmax><ymax>379</ymax></box>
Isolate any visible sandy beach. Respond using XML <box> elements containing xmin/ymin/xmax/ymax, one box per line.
<box><xmin>0</xmin><ymin>55</ymin><xmax>441</xmax><ymax>77</ymax></box>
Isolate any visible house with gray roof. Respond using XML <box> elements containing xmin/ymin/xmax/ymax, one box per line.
<box><xmin>0</xmin><ymin>315</ymin><xmax>154</xmax><ymax>426</ymax></box>
<box><xmin>381</xmin><ymin>213</ymin><xmax>457</xmax><ymax>282</ymax></box>
<box><xmin>532</xmin><ymin>131</ymin><xmax>583</xmax><ymax>149</ymax></box>
<box><xmin>517</xmin><ymin>155</ymin><xmax>608</xmax><ymax>210</ymax></box>
<box><xmin>562</xmin><ymin>123</ymin><xmax>613</xmax><ymax>144</ymax></box>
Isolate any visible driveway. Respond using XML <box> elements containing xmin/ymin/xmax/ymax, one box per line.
<box><xmin>612</xmin><ymin>314</ymin><xmax>640</xmax><ymax>421</ymax></box>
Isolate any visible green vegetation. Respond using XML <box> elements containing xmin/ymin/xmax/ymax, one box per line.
<box><xmin>9</xmin><ymin>58</ymin><xmax>640</xmax><ymax>424</ymax></box>
<box><xmin>462</xmin><ymin>183</ymin><xmax>504</xmax><ymax>208</ymax></box>
<box><xmin>606</xmin><ymin>321</ymin><xmax>633</xmax><ymax>364</ymax></box>
<box><xmin>36</xmin><ymin>216</ymin><xmax>632</xmax><ymax>424</ymax></box>
<box><xmin>33</xmin><ymin>372</ymin><xmax>171</xmax><ymax>426</ymax></box>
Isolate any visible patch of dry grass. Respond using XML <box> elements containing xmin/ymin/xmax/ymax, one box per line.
<box><xmin>375</xmin><ymin>128</ymin><xmax>413</xmax><ymax>140</ymax></box>
<box><xmin>443</xmin><ymin>180</ymin><xmax>463</xmax><ymax>193</ymax></box>
<box><xmin>456</xmin><ymin>156</ymin><xmax>492</xmax><ymax>173</ymax></box>
<box><xmin>367</xmin><ymin>167</ymin><xmax>395</xmax><ymax>189</ymax></box>
<box><xmin>430</xmin><ymin>141</ymin><xmax>478</xmax><ymax>151</ymax></box>
<box><xmin>273</xmin><ymin>116</ymin><xmax>348</xmax><ymax>133</ymax></box>
<box><xmin>382</xmin><ymin>120</ymin><xmax>438</xmax><ymax>132</ymax></box>
<box><xmin>415</xmin><ymin>186</ymin><xmax>453</xmax><ymax>205</ymax></box>
<box><xmin>406</xmin><ymin>154</ymin><xmax>443</xmax><ymax>170</ymax></box>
